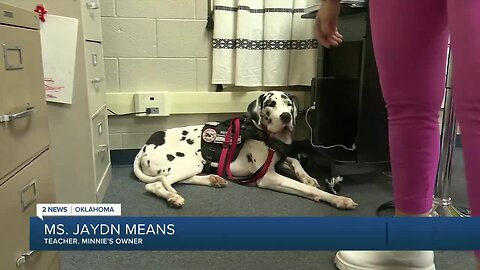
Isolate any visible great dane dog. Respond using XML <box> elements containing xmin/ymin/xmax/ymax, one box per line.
<box><xmin>133</xmin><ymin>91</ymin><xmax>358</xmax><ymax>209</ymax></box>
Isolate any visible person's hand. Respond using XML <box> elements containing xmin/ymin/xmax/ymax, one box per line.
<box><xmin>315</xmin><ymin>0</ymin><xmax>343</xmax><ymax>48</ymax></box>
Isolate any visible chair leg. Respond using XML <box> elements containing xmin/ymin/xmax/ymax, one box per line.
<box><xmin>431</xmin><ymin>47</ymin><xmax>470</xmax><ymax>217</ymax></box>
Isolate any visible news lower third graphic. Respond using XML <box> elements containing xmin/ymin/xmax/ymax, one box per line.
<box><xmin>31</xmin><ymin>204</ymin><xmax>480</xmax><ymax>251</ymax></box>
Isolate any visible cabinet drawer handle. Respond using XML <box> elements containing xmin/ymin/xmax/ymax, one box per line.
<box><xmin>91</xmin><ymin>77</ymin><xmax>104</xmax><ymax>84</ymax></box>
<box><xmin>3</xmin><ymin>44</ymin><xmax>23</xmax><ymax>70</ymax></box>
<box><xmin>86</xmin><ymin>2</ymin><xmax>99</xmax><ymax>9</ymax></box>
<box><xmin>0</xmin><ymin>106</ymin><xmax>34</xmax><ymax>123</ymax></box>
<box><xmin>97</xmin><ymin>144</ymin><xmax>109</xmax><ymax>154</ymax></box>
<box><xmin>20</xmin><ymin>180</ymin><xmax>37</xmax><ymax>210</ymax></box>
<box><xmin>92</xmin><ymin>53</ymin><xmax>98</xmax><ymax>66</ymax></box>
<box><xmin>16</xmin><ymin>250</ymin><xmax>36</xmax><ymax>267</ymax></box>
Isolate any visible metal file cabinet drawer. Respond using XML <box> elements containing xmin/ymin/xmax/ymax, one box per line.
<box><xmin>81</xmin><ymin>0</ymin><xmax>102</xmax><ymax>42</ymax></box>
<box><xmin>1</xmin><ymin>1</ymin><xmax>102</xmax><ymax>42</ymax></box>
<box><xmin>0</xmin><ymin>3</ymin><xmax>38</xmax><ymax>29</ymax></box>
<box><xmin>85</xmin><ymin>41</ymin><xmax>106</xmax><ymax>116</ymax></box>
<box><xmin>0</xmin><ymin>151</ymin><xmax>56</xmax><ymax>270</ymax></box>
<box><xmin>91</xmin><ymin>106</ymin><xmax>110</xmax><ymax>187</ymax></box>
<box><xmin>0</xmin><ymin>23</ymin><xmax>50</xmax><ymax>184</ymax></box>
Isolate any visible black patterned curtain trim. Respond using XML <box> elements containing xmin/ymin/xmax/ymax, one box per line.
<box><xmin>213</xmin><ymin>38</ymin><xmax>319</xmax><ymax>50</ymax></box>
<box><xmin>214</xmin><ymin>5</ymin><xmax>306</xmax><ymax>13</ymax></box>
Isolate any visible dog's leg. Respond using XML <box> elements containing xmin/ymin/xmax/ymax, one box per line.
<box><xmin>284</xmin><ymin>157</ymin><xmax>320</xmax><ymax>188</ymax></box>
<box><xmin>180</xmin><ymin>175</ymin><xmax>228</xmax><ymax>188</ymax></box>
<box><xmin>257</xmin><ymin>172</ymin><xmax>358</xmax><ymax>210</ymax></box>
<box><xmin>161</xmin><ymin>158</ymin><xmax>204</xmax><ymax>193</ymax></box>
<box><xmin>229</xmin><ymin>155</ymin><xmax>252</xmax><ymax>177</ymax></box>
<box><xmin>146</xmin><ymin>159</ymin><xmax>202</xmax><ymax>207</ymax></box>
<box><xmin>145</xmin><ymin>181</ymin><xmax>185</xmax><ymax>208</ymax></box>
<box><xmin>229</xmin><ymin>141</ymin><xmax>264</xmax><ymax>177</ymax></box>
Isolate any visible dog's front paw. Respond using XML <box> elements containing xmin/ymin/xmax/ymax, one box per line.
<box><xmin>168</xmin><ymin>194</ymin><xmax>185</xmax><ymax>208</ymax></box>
<box><xmin>209</xmin><ymin>174</ymin><xmax>228</xmax><ymax>188</ymax></box>
<box><xmin>301</xmin><ymin>175</ymin><xmax>320</xmax><ymax>188</ymax></box>
<box><xmin>332</xmin><ymin>196</ymin><xmax>358</xmax><ymax>210</ymax></box>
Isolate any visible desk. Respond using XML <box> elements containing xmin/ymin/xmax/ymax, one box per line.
<box><xmin>299</xmin><ymin>3</ymin><xmax>390</xmax><ymax>177</ymax></box>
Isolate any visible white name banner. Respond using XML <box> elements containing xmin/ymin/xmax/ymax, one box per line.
<box><xmin>37</xmin><ymin>204</ymin><xmax>121</xmax><ymax>219</ymax></box>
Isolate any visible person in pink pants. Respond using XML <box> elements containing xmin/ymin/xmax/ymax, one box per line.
<box><xmin>316</xmin><ymin>0</ymin><xmax>480</xmax><ymax>269</ymax></box>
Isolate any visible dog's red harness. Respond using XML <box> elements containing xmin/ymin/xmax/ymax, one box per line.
<box><xmin>217</xmin><ymin>117</ymin><xmax>276</xmax><ymax>184</ymax></box>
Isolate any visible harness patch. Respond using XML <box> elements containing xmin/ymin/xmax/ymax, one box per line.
<box><xmin>201</xmin><ymin>117</ymin><xmax>251</xmax><ymax>174</ymax></box>
<box><xmin>214</xmin><ymin>132</ymin><xmax>241</xmax><ymax>144</ymax></box>
<box><xmin>202</xmin><ymin>128</ymin><xmax>217</xmax><ymax>143</ymax></box>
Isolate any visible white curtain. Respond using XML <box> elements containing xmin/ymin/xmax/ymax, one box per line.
<box><xmin>212</xmin><ymin>0</ymin><xmax>319</xmax><ymax>87</ymax></box>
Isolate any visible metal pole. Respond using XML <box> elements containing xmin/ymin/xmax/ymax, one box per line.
<box><xmin>431</xmin><ymin>46</ymin><xmax>470</xmax><ymax>217</ymax></box>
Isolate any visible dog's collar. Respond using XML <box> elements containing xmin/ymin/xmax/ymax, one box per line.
<box><xmin>267</xmin><ymin>137</ymin><xmax>292</xmax><ymax>161</ymax></box>
<box><xmin>245</xmin><ymin>116</ymin><xmax>292</xmax><ymax>161</ymax></box>
<box><xmin>240</xmin><ymin>116</ymin><xmax>268</xmax><ymax>142</ymax></box>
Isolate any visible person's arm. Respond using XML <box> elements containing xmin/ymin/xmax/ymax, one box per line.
<box><xmin>315</xmin><ymin>0</ymin><xmax>343</xmax><ymax>48</ymax></box>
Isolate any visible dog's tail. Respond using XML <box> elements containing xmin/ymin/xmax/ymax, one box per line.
<box><xmin>133</xmin><ymin>148</ymin><xmax>166</xmax><ymax>184</ymax></box>
<box><xmin>133</xmin><ymin>148</ymin><xmax>179</xmax><ymax>194</ymax></box>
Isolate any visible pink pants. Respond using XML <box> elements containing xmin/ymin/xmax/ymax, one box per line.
<box><xmin>370</xmin><ymin>0</ymin><xmax>480</xmax><ymax>257</ymax></box>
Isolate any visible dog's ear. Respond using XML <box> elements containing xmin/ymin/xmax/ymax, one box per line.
<box><xmin>257</xmin><ymin>93</ymin><xmax>266</xmax><ymax>110</ymax></box>
<box><xmin>288</xmin><ymin>94</ymin><xmax>300</xmax><ymax>119</ymax></box>
<box><xmin>247</xmin><ymin>98</ymin><xmax>261</xmax><ymax>126</ymax></box>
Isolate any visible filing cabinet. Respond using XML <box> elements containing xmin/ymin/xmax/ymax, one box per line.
<box><xmin>1</xmin><ymin>0</ymin><xmax>112</xmax><ymax>203</ymax></box>
<box><xmin>85</xmin><ymin>41</ymin><xmax>107</xmax><ymax>115</ymax></box>
<box><xmin>81</xmin><ymin>0</ymin><xmax>102</xmax><ymax>42</ymax></box>
<box><xmin>0</xmin><ymin>15</ymin><xmax>50</xmax><ymax>184</ymax></box>
<box><xmin>0</xmin><ymin>3</ymin><xmax>59</xmax><ymax>270</ymax></box>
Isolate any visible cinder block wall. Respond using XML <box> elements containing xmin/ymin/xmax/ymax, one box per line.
<box><xmin>100</xmin><ymin>0</ymin><xmax>228</xmax><ymax>150</ymax></box>
<box><xmin>101</xmin><ymin>1</ymin><xmax>311</xmax><ymax>150</ymax></box>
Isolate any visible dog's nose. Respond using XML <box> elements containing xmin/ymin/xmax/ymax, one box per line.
<box><xmin>280</xmin><ymin>112</ymin><xmax>292</xmax><ymax>124</ymax></box>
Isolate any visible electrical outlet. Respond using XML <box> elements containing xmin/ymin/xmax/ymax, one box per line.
<box><xmin>147</xmin><ymin>107</ymin><xmax>159</xmax><ymax>114</ymax></box>
<box><xmin>134</xmin><ymin>92</ymin><xmax>170</xmax><ymax>117</ymax></box>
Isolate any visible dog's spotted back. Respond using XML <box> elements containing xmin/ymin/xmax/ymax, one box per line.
<box><xmin>135</xmin><ymin>125</ymin><xmax>205</xmax><ymax>183</ymax></box>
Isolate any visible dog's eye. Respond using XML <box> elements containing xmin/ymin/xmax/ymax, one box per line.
<box><xmin>264</xmin><ymin>100</ymin><xmax>276</xmax><ymax>108</ymax></box>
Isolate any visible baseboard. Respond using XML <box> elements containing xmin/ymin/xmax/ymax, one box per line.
<box><xmin>110</xmin><ymin>149</ymin><xmax>139</xmax><ymax>166</ymax></box>
<box><xmin>110</xmin><ymin>136</ymin><xmax>462</xmax><ymax>167</ymax></box>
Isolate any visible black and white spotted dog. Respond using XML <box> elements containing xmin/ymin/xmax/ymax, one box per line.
<box><xmin>133</xmin><ymin>91</ymin><xmax>358</xmax><ymax>209</ymax></box>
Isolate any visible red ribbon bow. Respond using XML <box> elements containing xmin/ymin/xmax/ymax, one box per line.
<box><xmin>34</xmin><ymin>5</ymin><xmax>47</xmax><ymax>22</ymax></box>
